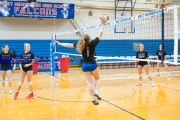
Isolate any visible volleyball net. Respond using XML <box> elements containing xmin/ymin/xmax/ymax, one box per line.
<box><xmin>50</xmin><ymin>5</ymin><xmax>180</xmax><ymax>76</ymax></box>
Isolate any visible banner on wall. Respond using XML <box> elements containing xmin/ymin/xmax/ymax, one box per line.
<box><xmin>0</xmin><ymin>1</ymin><xmax>74</xmax><ymax>19</ymax></box>
<box><xmin>38</xmin><ymin>60</ymin><xmax>60</xmax><ymax>72</ymax></box>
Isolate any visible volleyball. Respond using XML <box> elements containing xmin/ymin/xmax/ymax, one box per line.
<box><xmin>100</xmin><ymin>13</ymin><xmax>109</xmax><ymax>22</ymax></box>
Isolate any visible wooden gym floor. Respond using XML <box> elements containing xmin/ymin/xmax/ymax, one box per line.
<box><xmin>0</xmin><ymin>66</ymin><xmax>180</xmax><ymax>120</ymax></box>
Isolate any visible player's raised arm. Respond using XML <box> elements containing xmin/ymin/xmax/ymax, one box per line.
<box><xmin>98</xmin><ymin>14</ymin><xmax>108</xmax><ymax>40</ymax></box>
<box><xmin>56</xmin><ymin>41</ymin><xmax>74</xmax><ymax>48</ymax></box>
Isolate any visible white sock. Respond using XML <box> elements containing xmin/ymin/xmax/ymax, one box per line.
<box><xmin>92</xmin><ymin>96</ymin><xmax>95</xmax><ymax>100</ymax></box>
<box><xmin>95</xmin><ymin>90</ymin><xmax>99</xmax><ymax>94</ymax></box>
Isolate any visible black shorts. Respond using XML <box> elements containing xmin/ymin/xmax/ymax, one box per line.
<box><xmin>138</xmin><ymin>62</ymin><xmax>148</xmax><ymax>67</ymax></box>
<box><xmin>22</xmin><ymin>68</ymin><xmax>32</xmax><ymax>72</ymax></box>
<box><xmin>158</xmin><ymin>58</ymin><xmax>164</xmax><ymax>61</ymax></box>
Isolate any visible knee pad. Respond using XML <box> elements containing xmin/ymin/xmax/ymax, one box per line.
<box><xmin>157</xmin><ymin>67</ymin><xmax>159</xmax><ymax>69</ymax></box>
<box><xmin>18</xmin><ymin>82</ymin><xmax>22</xmax><ymax>86</ymax></box>
<box><xmin>146</xmin><ymin>74</ymin><xmax>151</xmax><ymax>77</ymax></box>
<box><xmin>87</xmin><ymin>81</ymin><xmax>93</xmax><ymax>88</ymax></box>
<box><xmin>95</xmin><ymin>78</ymin><xmax>101</xmax><ymax>82</ymax></box>
<box><xmin>28</xmin><ymin>82</ymin><xmax>32</xmax><ymax>86</ymax></box>
<box><xmin>165</xmin><ymin>65</ymin><xmax>168</xmax><ymax>68</ymax></box>
<box><xmin>139</xmin><ymin>74</ymin><xmax>142</xmax><ymax>77</ymax></box>
<box><xmin>1</xmin><ymin>80</ymin><xmax>5</xmax><ymax>83</ymax></box>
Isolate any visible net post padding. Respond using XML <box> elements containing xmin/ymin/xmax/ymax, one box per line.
<box><xmin>173</xmin><ymin>6</ymin><xmax>179</xmax><ymax>64</ymax></box>
<box><xmin>50</xmin><ymin>43</ymin><xmax>55</xmax><ymax>76</ymax></box>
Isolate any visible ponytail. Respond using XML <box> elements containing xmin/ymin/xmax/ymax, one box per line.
<box><xmin>76</xmin><ymin>34</ymin><xmax>90</xmax><ymax>53</ymax></box>
<box><xmin>76</xmin><ymin>38</ymin><xmax>85</xmax><ymax>53</ymax></box>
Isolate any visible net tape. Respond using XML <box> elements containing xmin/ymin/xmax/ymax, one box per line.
<box><xmin>54</xmin><ymin>52</ymin><xmax>180</xmax><ymax>65</ymax></box>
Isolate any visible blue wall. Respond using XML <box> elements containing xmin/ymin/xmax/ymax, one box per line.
<box><xmin>0</xmin><ymin>39</ymin><xmax>178</xmax><ymax>64</ymax></box>
<box><xmin>0</xmin><ymin>40</ymin><xmax>50</xmax><ymax>57</ymax></box>
<box><xmin>56</xmin><ymin>39</ymin><xmax>176</xmax><ymax>57</ymax></box>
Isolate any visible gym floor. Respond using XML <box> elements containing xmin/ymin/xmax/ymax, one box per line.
<box><xmin>0</xmin><ymin>66</ymin><xmax>180</xmax><ymax>120</ymax></box>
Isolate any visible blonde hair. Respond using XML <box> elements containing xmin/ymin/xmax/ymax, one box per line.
<box><xmin>76</xmin><ymin>34</ymin><xmax>90</xmax><ymax>53</ymax></box>
<box><xmin>24</xmin><ymin>43</ymin><xmax>30</xmax><ymax>51</ymax></box>
<box><xmin>140</xmin><ymin>44</ymin><xmax>144</xmax><ymax>47</ymax></box>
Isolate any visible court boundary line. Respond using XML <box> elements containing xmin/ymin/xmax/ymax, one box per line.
<box><xmin>43</xmin><ymin>72</ymin><xmax>144</xmax><ymax>119</ymax></box>
<box><xmin>46</xmin><ymin>71</ymin><xmax>180</xmax><ymax>92</ymax></box>
<box><xmin>102</xmin><ymin>99</ymin><xmax>145</xmax><ymax>120</ymax></box>
<box><xmin>34</xmin><ymin>94</ymin><xmax>145</xmax><ymax>120</ymax></box>
<box><xmin>43</xmin><ymin>71</ymin><xmax>180</xmax><ymax>119</ymax></box>
<box><xmin>46</xmin><ymin>72</ymin><xmax>71</xmax><ymax>84</ymax></box>
<box><xmin>34</xmin><ymin>94</ymin><xmax>144</xmax><ymax>120</ymax></box>
<box><xmin>34</xmin><ymin>72</ymin><xmax>114</xmax><ymax>102</ymax></box>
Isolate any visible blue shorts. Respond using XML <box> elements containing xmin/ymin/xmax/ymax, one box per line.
<box><xmin>1</xmin><ymin>67</ymin><xmax>12</xmax><ymax>71</ymax></box>
<box><xmin>82</xmin><ymin>63</ymin><xmax>97</xmax><ymax>72</ymax></box>
<box><xmin>11</xmin><ymin>64</ymin><xmax>15</xmax><ymax>70</ymax></box>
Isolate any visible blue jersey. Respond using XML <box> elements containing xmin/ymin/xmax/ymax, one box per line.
<box><xmin>0</xmin><ymin>52</ymin><xmax>14</xmax><ymax>69</ymax></box>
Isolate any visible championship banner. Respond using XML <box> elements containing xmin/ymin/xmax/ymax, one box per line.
<box><xmin>0</xmin><ymin>1</ymin><xmax>74</xmax><ymax>19</ymax></box>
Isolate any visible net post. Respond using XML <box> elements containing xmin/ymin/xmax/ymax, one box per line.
<box><xmin>161</xmin><ymin>8</ymin><xmax>165</xmax><ymax>64</ymax></box>
<box><xmin>50</xmin><ymin>34</ymin><xmax>55</xmax><ymax>76</ymax></box>
<box><xmin>173</xmin><ymin>6</ymin><xmax>178</xmax><ymax>64</ymax></box>
<box><xmin>50</xmin><ymin>43</ymin><xmax>55</xmax><ymax>76</ymax></box>
<box><xmin>52</xmin><ymin>33</ymin><xmax>56</xmax><ymax>53</ymax></box>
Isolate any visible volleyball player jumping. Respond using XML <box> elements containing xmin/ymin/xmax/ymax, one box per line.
<box><xmin>56</xmin><ymin>19</ymin><xmax>106</xmax><ymax>105</ymax></box>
